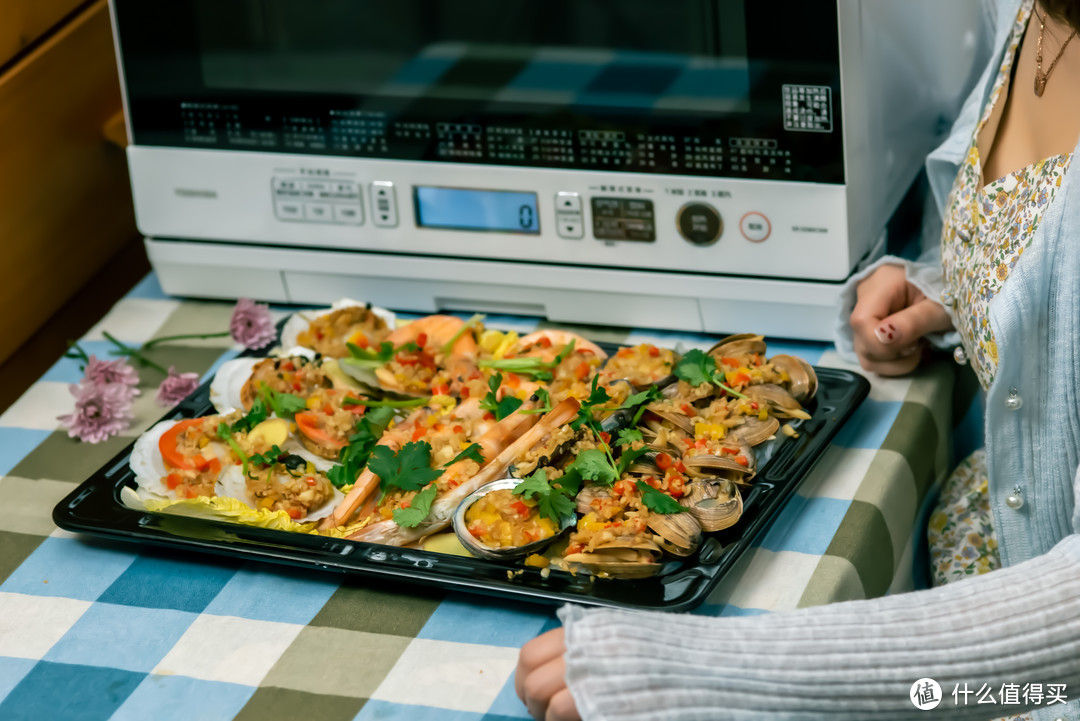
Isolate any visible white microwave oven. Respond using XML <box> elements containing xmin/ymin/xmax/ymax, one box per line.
<box><xmin>111</xmin><ymin>0</ymin><xmax>983</xmax><ymax>340</ymax></box>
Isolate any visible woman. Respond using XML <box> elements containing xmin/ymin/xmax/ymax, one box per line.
<box><xmin>517</xmin><ymin>1</ymin><xmax>1080</xmax><ymax>718</ymax></box>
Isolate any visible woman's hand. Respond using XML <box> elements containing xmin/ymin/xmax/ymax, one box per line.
<box><xmin>849</xmin><ymin>264</ymin><xmax>954</xmax><ymax>376</ymax></box>
<box><xmin>517</xmin><ymin>628</ymin><xmax>581</xmax><ymax>721</ymax></box>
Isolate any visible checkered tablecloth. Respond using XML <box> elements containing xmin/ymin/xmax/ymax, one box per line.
<box><xmin>0</xmin><ymin>274</ymin><xmax>976</xmax><ymax>721</ymax></box>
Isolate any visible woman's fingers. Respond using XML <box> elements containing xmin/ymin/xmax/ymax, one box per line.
<box><xmin>880</xmin><ymin>298</ymin><xmax>954</xmax><ymax>346</ymax></box>
<box><xmin>857</xmin><ymin>343</ymin><xmax>926</xmax><ymax>376</ymax></box>
<box><xmin>517</xmin><ymin>629</ymin><xmax>565</xmax><ymax>702</ymax></box>
<box><xmin>524</xmin><ymin>657</ymin><xmax>568</xmax><ymax>720</ymax></box>
<box><xmin>546</xmin><ymin>688</ymin><xmax>582</xmax><ymax>721</ymax></box>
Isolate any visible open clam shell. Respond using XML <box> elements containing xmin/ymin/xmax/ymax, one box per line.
<box><xmin>683</xmin><ymin>479</ymin><xmax>744</xmax><ymax>532</ymax></box>
<box><xmin>562</xmin><ymin>537</ymin><xmax>663</xmax><ymax>579</ymax></box>
<box><xmin>769</xmin><ymin>354</ymin><xmax>818</xmax><ymax>403</ymax></box>
<box><xmin>742</xmin><ymin>384</ymin><xmax>811</xmax><ymax>420</ymax></box>
<box><xmin>682</xmin><ymin>451</ymin><xmax>755</xmax><ymax>481</ymax></box>
<box><xmin>728</xmin><ymin>415</ymin><xmax>780</xmax><ymax>446</ymax></box>
<box><xmin>280</xmin><ymin>298</ymin><xmax>396</xmax><ymax>352</ymax></box>
<box><xmin>644</xmin><ymin>406</ymin><xmax>695</xmax><ymax>436</ymax></box>
<box><xmin>647</xmin><ymin>511</ymin><xmax>702</xmax><ymax>557</ymax></box>
<box><xmin>707</xmin><ymin>333</ymin><xmax>767</xmax><ymax>359</ymax></box>
<box><xmin>452</xmin><ymin>478</ymin><xmax>574</xmax><ymax>560</ymax></box>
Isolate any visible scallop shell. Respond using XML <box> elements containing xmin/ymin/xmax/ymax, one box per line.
<box><xmin>129</xmin><ymin>420</ymin><xmax>230</xmax><ymax>499</ymax></box>
<box><xmin>280</xmin><ymin>298</ymin><xmax>396</xmax><ymax>351</ymax></box>
<box><xmin>218</xmin><ymin>465</ymin><xmax>344</xmax><ymax>522</ymax></box>
<box><xmin>209</xmin><ymin>358</ymin><xmax>261</xmax><ymax>415</ymax></box>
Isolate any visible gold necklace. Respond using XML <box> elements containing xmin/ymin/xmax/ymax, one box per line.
<box><xmin>1033</xmin><ymin>5</ymin><xmax>1077</xmax><ymax>96</ymax></box>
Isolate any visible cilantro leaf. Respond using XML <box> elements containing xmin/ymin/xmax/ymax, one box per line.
<box><xmin>616</xmin><ymin>445</ymin><xmax>650</xmax><ymax>476</ymax></box>
<box><xmin>392</xmin><ymin>484</ymin><xmax>438</xmax><ymax>527</ymax></box>
<box><xmin>520</xmin><ymin>387</ymin><xmax>552</xmax><ymax>415</ymax></box>
<box><xmin>513</xmin><ymin>469</ymin><xmax>577</xmax><ymax>524</ymax></box>
<box><xmin>248</xmin><ymin>444</ymin><xmax>286</xmax><ymax>467</ymax></box>
<box><xmin>636</xmin><ymin>481</ymin><xmax>687</xmax><ymax>514</ymax></box>
<box><xmin>616</xmin><ymin>428</ymin><xmax>643</xmax><ymax>446</ymax></box>
<box><xmin>257</xmin><ymin>383</ymin><xmax>307</xmax><ymax>418</ymax></box>
<box><xmin>570</xmin><ymin>376</ymin><xmax>612</xmax><ymax>430</ymax></box>
<box><xmin>326</xmin><ymin>406</ymin><xmax>394</xmax><ymax>488</ymax></box>
<box><xmin>496</xmin><ymin>395</ymin><xmax>523</xmax><ymax>420</ymax></box>
<box><xmin>673</xmin><ymin>349</ymin><xmax>716</xmax><ymax>387</ymax></box>
<box><xmin>567</xmin><ymin>449</ymin><xmax>617</xmax><ymax>485</ymax></box>
<box><xmin>230</xmin><ymin>397</ymin><xmax>268</xmax><ymax>434</ymax></box>
<box><xmin>216</xmin><ymin>422</ymin><xmax>250</xmax><ymax>475</ymax></box>
<box><xmin>368</xmin><ymin>441</ymin><xmax>443</xmax><ymax>495</ymax></box>
<box><xmin>445</xmin><ymin>443</ymin><xmax>485</xmax><ymax>467</ymax></box>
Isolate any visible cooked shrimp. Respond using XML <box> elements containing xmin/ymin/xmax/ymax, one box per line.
<box><xmin>516</xmin><ymin>330</ymin><xmax>607</xmax><ymax>362</ymax></box>
<box><xmin>374</xmin><ymin>315</ymin><xmax>480</xmax><ymax>396</ymax></box>
<box><xmin>347</xmin><ymin>398</ymin><xmax>580</xmax><ymax>546</ymax></box>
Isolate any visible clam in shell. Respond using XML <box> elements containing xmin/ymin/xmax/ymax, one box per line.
<box><xmin>683</xmin><ymin>480</ymin><xmax>744</xmax><ymax>532</ymax></box>
<box><xmin>769</xmin><ymin>354</ymin><xmax>818</xmax><ymax>403</ymax></box>
<box><xmin>728</xmin><ymin>415</ymin><xmax>780</xmax><ymax>447</ymax></box>
<box><xmin>707</xmin><ymin>333</ymin><xmax>767</xmax><ymax>359</ymax></box>
<box><xmin>742</xmin><ymin>384</ymin><xmax>811</xmax><ymax>420</ymax></box>
<box><xmin>562</xmin><ymin>537</ymin><xmax>663</xmax><ymax>579</ymax></box>
<box><xmin>647</xmin><ymin>511</ymin><xmax>702</xmax><ymax>557</ymax></box>
<box><xmin>452</xmin><ymin>478</ymin><xmax>575</xmax><ymax>561</ymax></box>
<box><xmin>682</xmin><ymin>450</ymin><xmax>755</xmax><ymax>482</ymax></box>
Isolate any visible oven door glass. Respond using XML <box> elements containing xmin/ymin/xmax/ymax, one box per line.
<box><xmin>114</xmin><ymin>0</ymin><xmax>842</xmax><ymax>182</ymax></box>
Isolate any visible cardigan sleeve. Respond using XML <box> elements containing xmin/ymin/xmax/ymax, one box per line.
<box><xmin>560</xmin><ymin>535</ymin><xmax>1080</xmax><ymax>720</ymax></box>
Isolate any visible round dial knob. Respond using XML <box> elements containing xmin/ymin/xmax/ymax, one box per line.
<box><xmin>676</xmin><ymin>202</ymin><xmax>723</xmax><ymax>246</ymax></box>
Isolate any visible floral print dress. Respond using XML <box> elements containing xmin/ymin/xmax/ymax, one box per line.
<box><xmin>929</xmin><ymin>0</ymin><xmax>1071</xmax><ymax>587</ymax></box>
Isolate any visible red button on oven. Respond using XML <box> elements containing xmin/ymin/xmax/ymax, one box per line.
<box><xmin>739</xmin><ymin>212</ymin><xmax>771</xmax><ymax>242</ymax></box>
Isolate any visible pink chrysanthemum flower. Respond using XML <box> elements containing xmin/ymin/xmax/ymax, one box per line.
<box><xmin>57</xmin><ymin>382</ymin><xmax>135</xmax><ymax>444</ymax></box>
<box><xmin>83</xmin><ymin>355</ymin><xmax>140</xmax><ymax>397</ymax></box>
<box><xmin>229</xmin><ymin>298</ymin><xmax>276</xmax><ymax>349</ymax></box>
<box><xmin>156</xmin><ymin>367</ymin><xmax>200</xmax><ymax>407</ymax></box>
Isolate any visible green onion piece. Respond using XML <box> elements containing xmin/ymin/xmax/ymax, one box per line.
<box><xmin>440</xmin><ymin>314</ymin><xmax>485</xmax><ymax>356</ymax></box>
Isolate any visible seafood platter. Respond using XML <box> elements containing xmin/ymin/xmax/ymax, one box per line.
<box><xmin>54</xmin><ymin>300</ymin><xmax>868</xmax><ymax>611</ymax></box>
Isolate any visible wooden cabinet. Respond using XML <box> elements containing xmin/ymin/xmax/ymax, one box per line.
<box><xmin>0</xmin><ymin>0</ymin><xmax>138</xmax><ymax>367</ymax></box>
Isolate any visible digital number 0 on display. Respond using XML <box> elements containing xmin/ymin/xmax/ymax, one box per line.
<box><xmin>414</xmin><ymin>187</ymin><xmax>540</xmax><ymax>235</ymax></box>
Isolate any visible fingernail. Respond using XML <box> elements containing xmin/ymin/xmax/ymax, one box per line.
<box><xmin>900</xmin><ymin>345</ymin><xmax>921</xmax><ymax>357</ymax></box>
<box><xmin>875</xmin><ymin>322</ymin><xmax>898</xmax><ymax>345</ymax></box>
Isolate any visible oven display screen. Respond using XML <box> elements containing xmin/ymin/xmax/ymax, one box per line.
<box><xmin>414</xmin><ymin>187</ymin><xmax>539</xmax><ymax>234</ymax></box>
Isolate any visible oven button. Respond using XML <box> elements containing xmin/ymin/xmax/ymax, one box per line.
<box><xmin>371</xmin><ymin>181</ymin><xmax>398</xmax><ymax>228</ymax></box>
<box><xmin>275</xmin><ymin>202</ymin><xmax>303</xmax><ymax>221</ymax></box>
<box><xmin>557</xmin><ymin>217</ymin><xmax>584</xmax><ymax>239</ymax></box>
<box><xmin>304</xmin><ymin>202</ymin><xmax>333</xmax><ymax>222</ymax></box>
<box><xmin>555</xmin><ymin>191</ymin><xmax>582</xmax><ymax>213</ymax></box>
<box><xmin>676</xmin><ymin>202</ymin><xmax>723</xmax><ymax>246</ymax></box>
<box><xmin>739</xmin><ymin>211</ymin><xmax>771</xmax><ymax>242</ymax></box>
<box><xmin>333</xmin><ymin>205</ymin><xmax>363</xmax><ymax>225</ymax></box>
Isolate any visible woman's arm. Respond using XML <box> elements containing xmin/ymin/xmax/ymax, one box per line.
<box><xmin>520</xmin><ymin>532</ymin><xmax>1080</xmax><ymax>720</ymax></box>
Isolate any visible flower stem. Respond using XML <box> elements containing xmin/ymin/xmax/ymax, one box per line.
<box><xmin>142</xmin><ymin>331</ymin><xmax>231</xmax><ymax>350</ymax></box>
<box><xmin>65</xmin><ymin>340</ymin><xmax>90</xmax><ymax>365</ymax></box>
<box><xmin>102</xmin><ymin>331</ymin><xmax>169</xmax><ymax>375</ymax></box>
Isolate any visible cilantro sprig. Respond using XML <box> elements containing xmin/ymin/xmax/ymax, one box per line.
<box><xmin>635</xmin><ymin>480</ymin><xmax>687</xmax><ymax>514</ymax></box>
<box><xmin>344</xmin><ymin>340</ymin><xmax>420</xmax><ymax>367</ymax></box>
<box><xmin>616</xmin><ymin>428</ymin><xmax>643</xmax><ymax>446</ymax></box>
<box><xmin>519</xmin><ymin>387</ymin><xmax>552</xmax><ymax>415</ymax></box>
<box><xmin>257</xmin><ymin>383</ymin><xmax>307</xmax><ymax>418</ymax></box>
<box><xmin>216</xmin><ymin>422</ymin><xmax>250</xmax><ymax>476</ymax></box>
<box><xmin>229</xmin><ymin>397</ymin><xmax>268</xmax><ymax>434</ymax></box>
<box><xmin>326</xmin><ymin>406</ymin><xmax>395</xmax><ymax>488</ymax></box>
<box><xmin>440</xmin><ymin>314</ymin><xmax>485</xmax><ymax>355</ymax></box>
<box><xmin>393</xmin><ymin>484</ymin><xmax>438</xmax><ymax>528</ymax></box>
<box><xmin>673</xmin><ymin>349</ymin><xmax>748</xmax><ymax>399</ymax></box>
<box><xmin>342</xmin><ymin>396</ymin><xmax>428</xmax><ymax>409</ymax></box>
<box><xmin>478</xmin><ymin>339</ymin><xmax>576</xmax><ymax>381</ymax></box>
<box><xmin>513</xmin><ymin>468</ymin><xmax>581</xmax><ymax>525</ymax></box>
<box><xmin>479</xmin><ymin>373</ymin><xmax>523</xmax><ymax>420</ymax></box>
<box><xmin>446</xmin><ymin>443</ymin><xmax>485</xmax><ymax>467</ymax></box>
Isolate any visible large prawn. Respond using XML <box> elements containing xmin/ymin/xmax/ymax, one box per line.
<box><xmin>374</xmin><ymin>315</ymin><xmax>479</xmax><ymax>397</ymax></box>
<box><xmin>346</xmin><ymin>398</ymin><xmax>581</xmax><ymax>546</ymax></box>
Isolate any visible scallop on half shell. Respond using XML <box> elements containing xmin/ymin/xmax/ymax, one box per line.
<box><xmin>279</xmin><ymin>298</ymin><xmax>396</xmax><ymax>352</ymax></box>
<box><xmin>218</xmin><ymin>465</ymin><xmax>344</xmax><ymax>522</ymax></box>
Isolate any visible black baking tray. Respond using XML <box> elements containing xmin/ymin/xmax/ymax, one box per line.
<box><xmin>53</xmin><ymin>342</ymin><xmax>868</xmax><ymax>613</ymax></box>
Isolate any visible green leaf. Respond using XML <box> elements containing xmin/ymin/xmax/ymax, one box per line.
<box><xmin>513</xmin><ymin>469</ymin><xmax>576</xmax><ymax>524</ymax></box>
<box><xmin>570</xmin><ymin>376</ymin><xmax>613</xmax><ymax>430</ymax></box>
<box><xmin>673</xmin><ymin>349</ymin><xmax>716</xmax><ymax>387</ymax></box>
<box><xmin>392</xmin><ymin>484</ymin><xmax>438</xmax><ymax>527</ymax></box>
<box><xmin>368</xmin><ymin>441</ymin><xmax>443</xmax><ymax>494</ymax></box>
<box><xmin>496</xmin><ymin>395</ymin><xmax>523</xmax><ymax>420</ymax></box>
<box><xmin>326</xmin><ymin>406</ymin><xmax>395</xmax><ymax>489</ymax></box>
<box><xmin>520</xmin><ymin>387</ymin><xmax>552</xmax><ymax>415</ymax></box>
<box><xmin>636</xmin><ymin>481</ymin><xmax>687</xmax><ymax>514</ymax></box>
<box><xmin>257</xmin><ymin>383</ymin><xmax>306</xmax><ymax>418</ymax></box>
<box><xmin>616</xmin><ymin>428</ymin><xmax>643</xmax><ymax>446</ymax></box>
<box><xmin>248</xmin><ymin>444</ymin><xmax>286</xmax><ymax>468</ymax></box>
<box><xmin>480</xmin><ymin>373</ymin><xmax>502</xmax><ymax>415</ymax></box>
<box><xmin>616</xmin><ymin>445</ymin><xmax>650</xmax><ymax>476</ymax></box>
<box><xmin>567</xmin><ymin>449</ymin><xmax>617</xmax><ymax>485</ymax></box>
<box><xmin>445</xmin><ymin>443</ymin><xmax>485</xmax><ymax>467</ymax></box>
<box><xmin>441</xmin><ymin>314</ymin><xmax>484</xmax><ymax>356</ymax></box>
<box><xmin>216</xmin><ymin>422</ymin><xmax>250</xmax><ymax>476</ymax></box>
<box><xmin>230</xmin><ymin>397</ymin><xmax>268</xmax><ymax>434</ymax></box>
